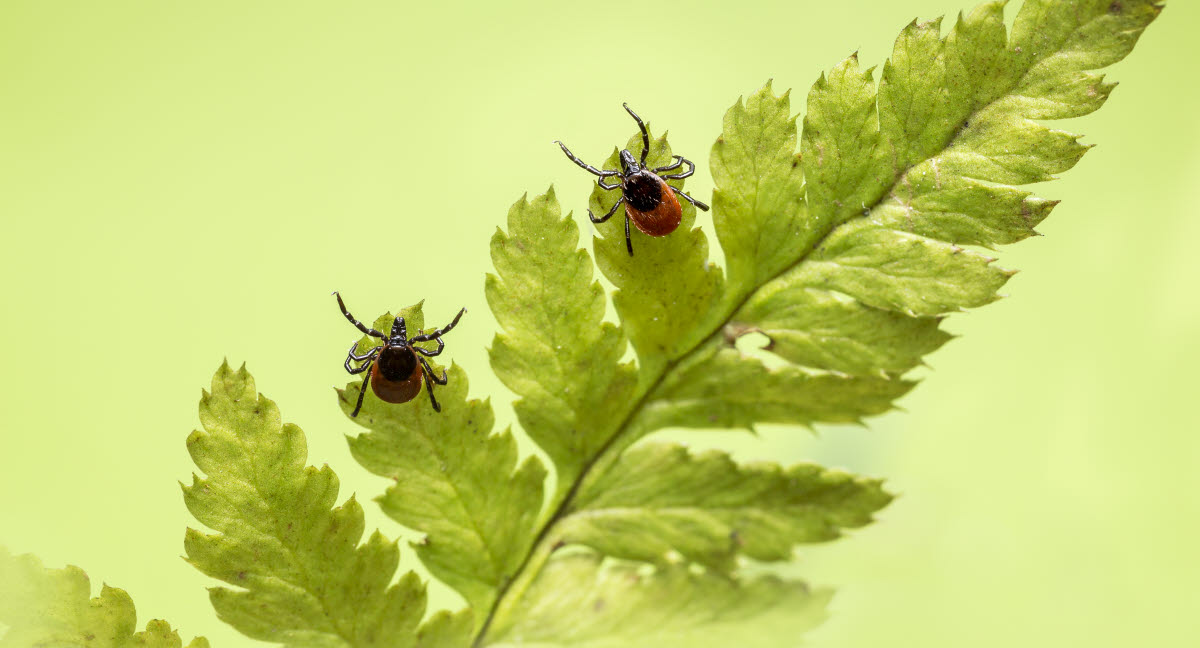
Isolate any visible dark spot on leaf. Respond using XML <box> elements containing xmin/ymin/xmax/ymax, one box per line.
<box><xmin>1109</xmin><ymin>0</ymin><xmax>1123</xmax><ymax>13</ymax></box>
<box><xmin>237</xmin><ymin>571</ymin><xmax>246</xmax><ymax>580</ymax></box>
<box><xmin>84</xmin><ymin>633</ymin><xmax>95</xmax><ymax>641</ymax></box>
<box><xmin>722</xmin><ymin>321</ymin><xmax>763</xmax><ymax>346</ymax></box>
<box><xmin>594</xmin><ymin>598</ymin><xmax>606</xmax><ymax>611</ymax></box>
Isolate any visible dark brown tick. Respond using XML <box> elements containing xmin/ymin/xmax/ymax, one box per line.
<box><xmin>334</xmin><ymin>292</ymin><xmax>465</xmax><ymax>416</ymax></box>
<box><xmin>555</xmin><ymin>103</ymin><xmax>709</xmax><ymax>256</ymax></box>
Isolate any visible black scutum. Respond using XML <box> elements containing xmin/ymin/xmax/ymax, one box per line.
<box><xmin>623</xmin><ymin>172</ymin><xmax>662</xmax><ymax>212</ymax></box>
<box><xmin>377</xmin><ymin>345</ymin><xmax>417</xmax><ymax>381</ymax></box>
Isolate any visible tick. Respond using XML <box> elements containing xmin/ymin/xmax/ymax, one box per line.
<box><xmin>334</xmin><ymin>292</ymin><xmax>466</xmax><ymax>417</ymax></box>
<box><xmin>555</xmin><ymin>103</ymin><xmax>709</xmax><ymax>256</ymax></box>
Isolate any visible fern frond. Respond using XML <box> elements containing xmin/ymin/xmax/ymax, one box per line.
<box><xmin>480</xmin><ymin>1</ymin><xmax>1162</xmax><ymax>645</ymax></box>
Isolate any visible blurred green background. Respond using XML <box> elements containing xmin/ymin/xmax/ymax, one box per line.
<box><xmin>1</xmin><ymin>0</ymin><xmax>1195</xmax><ymax>645</ymax></box>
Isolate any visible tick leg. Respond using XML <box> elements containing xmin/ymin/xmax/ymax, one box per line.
<box><xmin>623</xmin><ymin>103</ymin><xmax>651</xmax><ymax>167</ymax></box>
<box><xmin>351</xmin><ymin>367</ymin><xmax>372</xmax><ymax>417</ymax></box>
<box><xmin>671</xmin><ymin>186</ymin><xmax>710</xmax><ymax>211</ymax></box>
<box><xmin>597</xmin><ymin>176</ymin><xmax>621</xmax><ymax>190</ymax></box>
<box><xmin>419</xmin><ymin>356</ymin><xmax>448</xmax><ymax>385</ymax></box>
<box><xmin>344</xmin><ymin>342</ymin><xmax>379</xmax><ymax>374</ymax></box>
<box><xmin>413</xmin><ymin>337</ymin><xmax>444</xmax><ymax>357</ymax></box>
<box><xmin>556</xmin><ymin>141</ymin><xmax>620</xmax><ymax>178</ymax></box>
<box><xmin>589</xmin><ymin>196</ymin><xmax>624</xmax><ymax>224</ymax></box>
<box><xmin>410</xmin><ymin>307</ymin><xmax>467</xmax><ymax>343</ymax></box>
<box><xmin>653</xmin><ymin>155</ymin><xmax>685</xmax><ymax>174</ymax></box>
<box><xmin>659</xmin><ymin>156</ymin><xmax>696</xmax><ymax>180</ymax></box>
<box><xmin>624</xmin><ymin>213</ymin><xmax>634</xmax><ymax>256</ymax></box>
<box><xmin>334</xmin><ymin>292</ymin><xmax>385</xmax><ymax>338</ymax></box>
<box><xmin>421</xmin><ymin>364</ymin><xmax>443</xmax><ymax>413</ymax></box>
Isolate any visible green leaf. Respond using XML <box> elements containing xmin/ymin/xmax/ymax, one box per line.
<box><xmin>487</xmin><ymin>189</ymin><xmax>637</xmax><ymax>495</ymax></box>
<box><xmin>800</xmin><ymin>54</ymin><xmax>885</xmax><ymax>240</ymax></box>
<box><xmin>0</xmin><ymin>546</ymin><xmax>208</xmax><ymax>648</ymax></box>
<box><xmin>794</xmin><ymin>220</ymin><xmax>1015</xmax><ymax>316</ymax></box>
<box><xmin>586</xmin><ymin>129</ymin><xmax>724</xmax><ymax>377</ymax></box>
<box><xmin>710</xmin><ymin>82</ymin><xmax>807</xmax><ymax>300</ymax></box>
<box><xmin>339</xmin><ymin>308</ymin><xmax>546</xmax><ymax>627</ymax></box>
<box><xmin>733</xmin><ymin>283</ymin><xmax>950</xmax><ymax>376</ymax></box>
<box><xmin>183</xmin><ymin>362</ymin><xmax>446</xmax><ymax>648</ymax></box>
<box><xmin>723</xmin><ymin>0</ymin><xmax>1159</xmax><ymax>383</ymax></box>
<box><xmin>873</xmin><ymin>174</ymin><xmax>1056</xmax><ymax>248</ymax></box>
<box><xmin>490</xmin><ymin>554</ymin><xmax>829</xmax><ymax>648</ymax></box>
<box><xmin>561</xmin><ymin>443</ymin><xmax>892</xmax><ymax>571</ymax></box>
<box><xmin>631</xmin><ymin>344</ymin><xmax>914</xmax><ymax>438</ymax></box>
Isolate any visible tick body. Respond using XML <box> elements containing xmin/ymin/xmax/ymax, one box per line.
<box><xmin>623</xmin><ymin>169</ymin><xmax>682</xmax><ymax>237</ymax></box>
<box><xmin>555</xmin><ymin>103</ymin><xmax>709</xmax><ymax>256</ymax></box>
<box><xmin>335</xmin><ymin>292</ymin><xmax>466</xmax><ymax>417</ymax></box>
<box><xmin>370</xmin><ymin>345</ymin><xmax>423</xmax><ymax>404</ymax></box>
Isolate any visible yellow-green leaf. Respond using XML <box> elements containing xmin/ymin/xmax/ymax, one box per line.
<box><xmin>183</xmin><ymin>362</ymin><xmax>442</xmax><ymax>648</ymax></box>
<box><xmin>487</xmin><ymin>190</ymin><xmax>637</xmax><ymax>497</ymax></box>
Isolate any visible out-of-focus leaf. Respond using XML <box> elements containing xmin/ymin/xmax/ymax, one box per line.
<box><xmin>0</xmin><ymin>546</ymin><xmax>208</xmax><ymax>648</ymax></box>
<box><xmin>490</xmin><ymin>554</ymin><xmax>829</xmax><ymax>648</ymax></box>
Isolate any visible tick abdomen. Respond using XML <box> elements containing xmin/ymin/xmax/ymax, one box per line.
<box><xmin>624</xmin><ymin>171</ymin><xmax>681</xmax><ymax>237</ymax></box>
<box><xmin>371</xmin><ymin>346</ymin><xmax>422</xmax><ymax>403</ymax></box>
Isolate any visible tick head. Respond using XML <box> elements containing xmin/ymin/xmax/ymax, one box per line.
<box><xmin>389</xmin><ymin>315</ymin><xmax>408</xmax><ymax>345</ymax></box>
<box><xmin>619</xmin><ymin>149</ymin><xmax>639</xmax><ymax>175</ymax></box>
